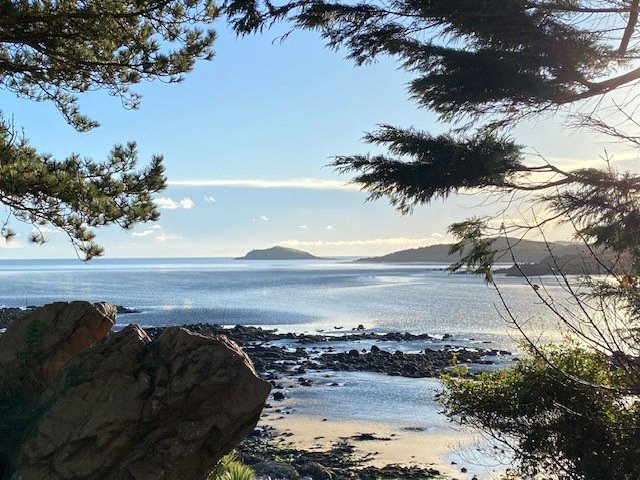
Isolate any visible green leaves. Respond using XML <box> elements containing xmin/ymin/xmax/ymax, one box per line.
<box><xmin>0</xmin><ymin>0</ymin><xmax>219</xmax><ymax>131</ymax></box>
<box><xmin>225</xmin><ymin>0</ymin><xmax>620</xmax><ymax>123</ymax></box>
<box><xmin>333</xmin><ymin>126</ymin><xmax>524</xmax><ymax>213</ymax></box>
<box><xmin>442</xmin><ymin>346</ymin><xmax>640</xmax><ymax>479</ymax></box>
<box><xmin>0</xmin><ymin>123</ymin><xmax>167</xmax><ymax>260</ymax></box>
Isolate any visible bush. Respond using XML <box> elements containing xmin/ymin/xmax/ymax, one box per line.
<box><xmin>208</xmin><ymin>453</ymin><xmax>255</xmax><ymax>480</ymax></box>
<box><xmin>441</xmin><ymin>347</ymin><xmax>640</xmax><ymax>479</ymax></box>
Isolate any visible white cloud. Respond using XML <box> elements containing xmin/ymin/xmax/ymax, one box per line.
<box><xmin>132</xmin><ymin>230</ymin><xmax>154</xmax><ymax>237</ymax></box>
<box><xmin>154</xmin><ymin>197</ymin><xmax>195</xmax><ymax>210</ymax></box>
<box><xmin>259</xmin><ymin>215</ymin><xmax>269</xmax><ymax>222</ymax></box>
<box><xmin>204</xmin><ymin>196</ymin><xmax>217</xmax><ymax>203</ymax></box>
<box><xmin>156</xmin><ymin>233</ymin><xmax>180</xmax><ymax>242</ymax></box>
<box><xmin>431</xmin><ymin>232</ymin><xmax>444</xmax><ymax>238</ymax></box>
<box><xmin>299</xmin><ymin>225</ymin><xmax>308</xmax><ymax>230</ymax></box>
<box><xmin>325</xmin><ymin>225</ymin><xmax>334</xmax><ymax>230</ymax></box>
<box><xmin>168</xmin><ymin>178</ymin><xmax>361</xmax><ymax>190</ymax></box>
<box><xmin>279</xmin><ymin>237</ymin><xmax>446</xmax><ymax>248</ymax></box>
<box><xmin>179</xmin><ymin>198</ymin><xmax>195</xmax><ymax>209</ymax></box>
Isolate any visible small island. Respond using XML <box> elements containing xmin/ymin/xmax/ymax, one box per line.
<box><xmin>237</xmin><ymin>246</ymin><xmax>321</xmax><ymax>260</ymax></box>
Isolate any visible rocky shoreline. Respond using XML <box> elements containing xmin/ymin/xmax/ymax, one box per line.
<box><xmin>146</xmin><ymin>323</ymin><xmax>511</xmax><ymax>380</ymax></box>
<box><xmin>0</xmin><ymin>307</ymin><xmax>505</xmax><ymax>479</ymax></box>
<box><xmin>145</xmin><ymin>323</ymin><xmax>507</xmax><ymax>479</ymax></box>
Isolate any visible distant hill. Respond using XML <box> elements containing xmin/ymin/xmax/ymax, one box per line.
<box><xmin>355</xmin><ymin>238</ymin><xmax>584</xmax><ymax>265</ymax></box>
<box><xmin>237</xmin><ymin>246</ymin><xmax>321</xmax><ymax>260</ymax></box>
<box><xmin>499</xmin><ymin>252</ymin><xmax>629</xmax><ymax>277</ymax></box>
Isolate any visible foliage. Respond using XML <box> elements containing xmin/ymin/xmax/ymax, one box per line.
<box><xmin>442</xmin><ymin>347</ymin><xmax>640</xmax><ymax>479</ymax></box>
<box><xmin>0</xmin><ymin>0</ymin><xmax>217</xmax><ymax>132</ymax></box>
<box><xmin>0</xmin><ymin>126</ymin><xmax>166</xmax><ymax>259</ymax></box>
<box><xmin>208</xmin><ymin>453</ymin><xmax>255</xmax><ymax>480</ymax></box>
<box><xmin>333</xmin><ymin>127</ymin><xmax>524</xmax><ymax>214</ymax></box>
<box><xmin>0</xmin><ymin>0</ymin><xmax>218</xmax><ymax>258</ymax></box>
<box><xmin>224</xmin><ymin>0</ymin><xmax>640</xmax><ymax>208</ymax></box>
<box><xmin>227</xmin><ymin>0</ymin><xmax>625</xmax><ymax>125</ymax></box>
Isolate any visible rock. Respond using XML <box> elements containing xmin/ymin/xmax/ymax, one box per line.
<box><xmin>115</xmin><ymin>305</ymin><xmax>142</xmax><ymax>314</ymax></box>
<box><xmin>0</xmin><ymin>302</ymin><xmax>270</xmax><ymax>480</ymax></box>
<box><xmin>0</xmin><ymin>301</ymin><xmax>115</xmax><ymax>389</ymax></box>
<box><xmin>347</xmin><ymin>349</ymin><xmax>360</xmax><ymax>357</ymax></box>
<box><xmin>298</xmin><ymin>377</ymin><xmax>313</xmax><ymax>386</ymax></box>
<box><xmin>16</xmin><ymin>324</ymin><xmax>271</xmax><ymax>480</ymax></box>
<box><xmin>356</xmin><ymin>324</ymin><xmax>365</xmax><ymax>330</ymax></box>
<box><xmin>273</xmin><ymin>391</ymin><xmax>286</xmax><ymax>401</ymax></box>
<box><xmin>252</xmin><ymin>460</ymin><xmax>301</xmax><ymax>479</ymax></box>
<box><xmin>297</xmin><ymin>462</ymin><xmax>333</xmax><ymax>480</ymax></box>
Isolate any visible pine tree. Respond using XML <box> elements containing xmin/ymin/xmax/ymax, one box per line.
<box><xmin>0</xmin><ymin>0</ymin><xmax>218</xmax><ymax>258</ymax></box>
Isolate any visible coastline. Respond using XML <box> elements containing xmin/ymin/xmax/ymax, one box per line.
<box><xmin>1</xmin><ymin>306</ymin><xmax>512</xmax><ymax>479</ymax></box>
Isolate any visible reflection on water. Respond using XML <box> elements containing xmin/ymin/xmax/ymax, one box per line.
<box><xmin>0</xmin><ymin>257</ymin><xmax>568</xmax><ymax>350</ymax></box>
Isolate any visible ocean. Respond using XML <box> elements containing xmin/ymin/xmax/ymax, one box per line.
<box><xmin>0</xmin><ymin>257</ymin><xmax>563</xmax><ymax>349</ymax></box>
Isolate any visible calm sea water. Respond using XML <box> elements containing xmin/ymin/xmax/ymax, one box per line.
<box><xmin>0</xmin><ymin>257</ymin><xmax>565</xmax><ymax>349</ymax></box>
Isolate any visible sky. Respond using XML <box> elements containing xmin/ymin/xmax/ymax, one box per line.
<box><xmin>1</xmin><ymin>21</ymin><xmax>639</xmax><ymax>259</ymax></box>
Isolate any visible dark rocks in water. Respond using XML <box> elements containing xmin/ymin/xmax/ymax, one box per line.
<box><xmin>298</xmin><ymin>377</ymin><xmax>313</xmax><ymax>386</ymax></box>
<box><xmin>316</xmin><ymin>347</ymin><xmax>496</xmax><ymax>378</ymax></box>
<box><xmin>273</xmin><ymin>391</ymin><xmax>286</xmax><ymax>401</ymax></box>
<box><xmin>0</xmin><ymin>301</ymin><xmax>270</xmax><ymax>480</ymax></box>
<box><xmin>238</xmin><ymin>429</ymin><xmax>440</xmax><ymax>480</ymax></box>
<box><xmin>115</xmin><ymin>305</ymin><xmax>141</xmax><ymax>314</ymax></box>
<box><xmin>144</xmin><ymin>323</ymin><xmax>510</xmax><ymax>379</ymax></box>
<box><xmin>146</xmin><ymin>323</ymin><xmax>452</xmax><ymax>348</ymax></box>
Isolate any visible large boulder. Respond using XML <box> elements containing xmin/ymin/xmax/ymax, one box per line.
<box><xmin>17</xmin><ymin>324</ymin><xmax>271</xmax><ymax>480</ymax></box>
<box><xmin>0</xmin><ymin>301</ymin><xmax>115</xmax><ymax>389</ymax></box>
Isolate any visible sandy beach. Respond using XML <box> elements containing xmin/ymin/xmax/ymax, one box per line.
<box><xmin>259</xmin><ymin>385</ymin><xmax>508</xmax><ymax>479</ymax></box>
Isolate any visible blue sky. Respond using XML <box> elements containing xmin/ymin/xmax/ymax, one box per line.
<box><xmin>1</xmin><ymin>21</ymin><xmax>638</xmax><ymax>258</ymax></box>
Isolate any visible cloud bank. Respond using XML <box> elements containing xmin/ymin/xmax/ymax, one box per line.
<box><xmin>168</xmin><ymin>178</ymin><xmax>360</xmax><ymax>191</ymax></box>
